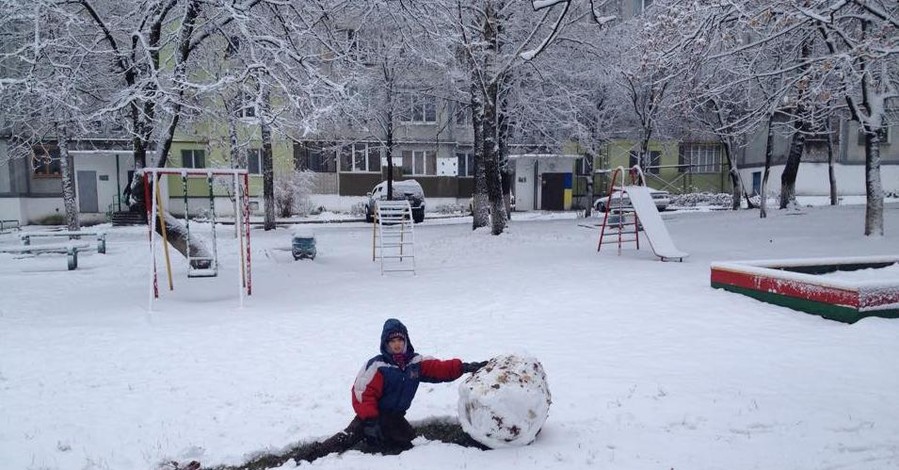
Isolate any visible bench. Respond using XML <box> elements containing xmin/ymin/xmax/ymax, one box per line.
<box><xmin>20</xmin><ymin>231</ymin><xmax>106</xmax><ymax>254</ymax></box>
<box><xmin>0</xmin><ymin>242</ymin><xmax>91</xmax><ymax>270</ymax></box>
<box><xmin>0</xmin><ymin>220</ymin><xmax>20</xmax><ymax>233</ymax></box>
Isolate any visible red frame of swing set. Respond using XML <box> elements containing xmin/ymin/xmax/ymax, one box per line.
<box><xmin>141</xmin><ymin>168</ymin><xmax>253</xmax><ymax>299</ymax></box>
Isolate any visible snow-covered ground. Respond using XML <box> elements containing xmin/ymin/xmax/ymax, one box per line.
<box><xmin>2</xmin><ymin>202</ymin><xmax>899</xmax><ymax>470</ymax></box>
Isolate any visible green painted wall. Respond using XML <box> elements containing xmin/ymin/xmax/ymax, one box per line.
<box><xmin>587</xmin><ymin>139</ymin><xmax>729</xmax><ymax>195</ymax></box>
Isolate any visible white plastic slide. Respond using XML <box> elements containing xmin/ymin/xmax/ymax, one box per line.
<box><xmin>623</xmin><ymin>185</ymin><xmax>688</xmax><ymax>261</ymax></box>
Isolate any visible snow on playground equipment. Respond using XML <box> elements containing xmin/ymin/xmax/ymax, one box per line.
<box><xmin>458</xmin><ymin>354</ymin><xmax>551</xmax><ymax>448</ymax></box>
<box><xmin>597</xmin><ymin>165</ymin><xmax>688</xmax><ymax>261</ymax></box>
<box><xmin>711</xmin><ymin>256</ymin><xmax>899</xmax><ymax>323</ymax></box>
<box><xmin>142</xmin><ymin>167</ymin><xmax>252</xmax><ymax>309</ymax></box>
<box><xmin>292</xmin><ymin>230</ymin><xmax>316</xmax><ymax>260</ymax></box>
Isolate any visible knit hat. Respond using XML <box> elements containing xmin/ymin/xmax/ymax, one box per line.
<box><xmin>387</xmin><ymin>331</ymin><xmax>406</xmax><ymax>342</ymax></box>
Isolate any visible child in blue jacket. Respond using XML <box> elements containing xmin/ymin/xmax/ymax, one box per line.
<box><xmin>310</xmin><ymin>318</ymin><xmax>486</xmax><ymax>457</ymax></box>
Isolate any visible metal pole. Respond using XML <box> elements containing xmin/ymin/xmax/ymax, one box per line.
<box><xmin>243</xmin><ymin>172</ymin><xmax>252</xmax><ymax>297</ymax></box>
<box><xmin>145</xmin><ymin>170</ymin><xmax>159</xmax><ymax>310</ymax></box>
<box><xmin>115</xmin><ymin>154</ymin><xmax>121</xmax><ymax>212</ymax></box>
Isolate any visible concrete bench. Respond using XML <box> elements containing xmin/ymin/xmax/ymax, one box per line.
<box><xmin>0</xmin><ymin>242</ymin><xmax>91</xmax><ymax>270</ymax></box>
<box><xmin>20</xmin><ymin>231</ymin><xmax>106</xmax><ymax>254</ymax></box>
<box><xmin>0</xmin><ymin>220</ymin><xmax>20</xmax><ymax>233</ymax></box>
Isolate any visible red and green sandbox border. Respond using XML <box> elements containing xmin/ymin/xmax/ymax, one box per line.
<box><xmin>710</xmin><ymin>256</ymin><xmax>899</xmax><ymax>324</ymax></box>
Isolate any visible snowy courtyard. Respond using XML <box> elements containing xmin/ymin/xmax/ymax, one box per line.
<box><xmin>2</xmin><ymin>203</ymin><xmax>899</xmax><ymax>470</ymax></box>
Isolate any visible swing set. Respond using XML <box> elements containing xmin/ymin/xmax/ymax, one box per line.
<box><xmin>142</xmin><ymin>167</ymin><xmax>253</xmax><ymax>309</ymax></box>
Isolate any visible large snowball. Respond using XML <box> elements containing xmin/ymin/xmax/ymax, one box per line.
<box><xmin>457</xmin><ymin>354</ymin><xmax>551</xmax><ymax>448</ymax></box>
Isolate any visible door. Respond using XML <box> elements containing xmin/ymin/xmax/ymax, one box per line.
<box><xmin>752</xmin><ymin>171</ymin><xmax>762</xmax><ymax>196</ymax></box>
<box><xmin>541</xmin><ymin>173</ymin><xmax>566</xmax><ymax>211</ymax></box>
<box><xmin>77</xmin><ymin>171</ymin><xmax>99</xmax><ymax>213</ymax></box>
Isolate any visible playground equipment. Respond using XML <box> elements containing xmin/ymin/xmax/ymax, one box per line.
<box><xmin>597</xmin><ymin>166</ymin><xmax>688</xmax><ymax>262</ymax></box>
<box><xmin>292</xmin><ymin>231</ymin><xmax>317</xmax><ymax>260</ymax></box>
<box><xmin>711</xmin><ymin>256</ymin><xmax>899</xmax><ymax>323</ymax></box>
<box><xmin>372</xmin><ymin>200</ymin><xmax>416</xmax><ymax>275</ymax></box>
<box><xmin>0</xmin><ymin>242</ymin><xmax>90</xmax><ymax>270</ymax></box>
<box><xmin>142</xmin><ymin>167</ymin><xmax>252</xmax><ymax>308</ymax></box>
<box><xmin>20</xmin><ymin>230</ymin><xmax>107</xmax><ymax>254</ymax></box>
<box><xmin>181</xmin><ymin>172</ymin><xmax>218</xmax><ymax>277</ymax></box>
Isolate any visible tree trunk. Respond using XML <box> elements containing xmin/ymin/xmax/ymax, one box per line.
<box><xmin>260</xmin><ymin>87</ymin><xmax>275</xmax><ymax>231</ymax></box>
<box><xmin>721</xmin><ymin>138</ymin><xmax>753</xmax><ymax>209</ymax></box>
<box><xmin>384</xmin><ymin>64</ymin><xmax>395</xmax><ymax>200</ymax></box>
<box><xmin>779</xmin><ymin>130</ymin><xmax>805</xmax><ymax>209</ymax></box>
<box><xmin>863</xmin><ymin>130</ymin><xmax>884</xmax><ymax>236</ymax></box>
<box><xmin>483</xmin><ymin>0</ymin><xmax>507</xmax><ymax>235</ymax></box>
<box><xmin>498</xmin><ymin>73</ymin><xmax>512</xmax><ymax>220</ymax></box>
<box><xmin>226</xmin><ymin>95</ymin><xmax>242</xmax><ymax>169</ymax></box>
<box><xmin>729</xmin><ymin>168</ymin><xmax>742</xmax><ymax>210</ymax></box>
<box><xmin>471</xmin><ymin>82</ymin><xmax>489</xmax><ymax>230</ymax></box>
<box><xmin>583</xmin><ymin>151</ymin><xmax>595</xmax><ymax>218</ymax></box>
<box><xmin>483</xmin><ymin>78</ymin><xmax>507</xmax><ymax>235</ymax></box>
<box><xmin>156</xmin><ymin>212</ymin><xmax>214</xmax><ymax>269</ymax></box>
<box><xmin>760</xmin><ymin>115</ymin><xmax>776</xmax><ymax>219</ymax></box>
<box><xmin>827</xmin><ymin>121</ymin><xmax>837</xmax><ymax>206</ymax></box>
<box><xmin>56</xmin><ymin>125</ymin><xmax>80</xmax><ymax>231</ymax></box>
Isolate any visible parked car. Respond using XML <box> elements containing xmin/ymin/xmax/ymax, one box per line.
<box><xmin>365</xmin><ymin>179</ymin><xmax>426</xmax><ymax>223</ymax></box>
<box><xmin>593</xmin><ymin>187</ymin><xmax>670</xmax><ymax>213</ymax></box>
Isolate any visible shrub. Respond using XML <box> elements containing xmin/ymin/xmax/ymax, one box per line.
<box><xmin>35</xmin><ymin>214</ymin><xmax>66</xmax><ymax>225</ymax></box>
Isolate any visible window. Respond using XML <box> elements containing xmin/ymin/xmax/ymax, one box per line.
<box><xmin>402</xmin><ymin>150</ymin><xmax>437</xmax><ymax>175</ymax></box>
<box><xmin>629</xmin><ymin>151</ymin><xmax>661</xmax><ymax>174</ymax></box>
<box><xmin>398</xmin><ymin>93</ymin><xmax>437</xmax><ymax>123</ymax></box>
<box><xmin>247</xmin><ymin>148</ymin><xmax>262</xmax><ymax>174</ymax></box>
<box><xmin>181</xmin><ymin>149</ymin><xmax>206</xmax><ymax>169</ymax></box>
<box><xmin>236</xmin><ymin>89</ymin><xmax>256</xmax><ymax>118</ymax></box>
<box><xmin>634</xmin><ymin>0</ymin><xmax>653</xmax><ymax>15</ymax></box>
<box><xmin>339</xmin><ymin>143</ymin><xmax>381</xmax><ymax>172</ymax></box>
<box><xmin>296</xmin><ymin>142</ymin><xmax>337</xmax><ymax>173</ymax></box>
<box><xmin>32</xmin><ymin>145</ymin><xmax>61</xmax><ymax>177</ymax></box>
<box><xmin>455</xmin><ymin>105</ymin><xmax>472</xmax><ymax>126</ymax></box>
<box><xmin>340</xmin><ymin>29</ymin><xmax>369</xmax><ymax>62</ymax></box>
<box><xmin>456</xmin><ymin>152</ymin><xmax>475</xmax><ymax>177</ymax></box>
<box><xmin>857</xmin><ymin>127</ymin><xmax>890</xmax><ymax>145</ymax></box>
<box><xmin>679</xmin><ymin>143</ymin><xmax>723</xmax><ymax>174</ymax></box>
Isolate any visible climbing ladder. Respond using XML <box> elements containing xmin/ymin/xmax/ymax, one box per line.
<box><xmin>372</xmin><ymin>200</ymin><xmax>416</xmax><ymax>275</ymax></box>
<box><xmin>597</xmin><ymin>166</ymin><xmax>642</xmax><ymax>255</ymax></box>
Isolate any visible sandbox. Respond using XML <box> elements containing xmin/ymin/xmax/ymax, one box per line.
<box><xmin>710</xmin><ymin>256</ymin><xmax>899</xmax><ymax>323</ymax></box>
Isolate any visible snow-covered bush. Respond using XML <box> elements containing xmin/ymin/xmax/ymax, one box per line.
<box><xmin>349</xmin><ymin>202</ymin><xmax>367</xmax><ymax>217</ymax></box>
<box><xmin>458</xmin><ymin>354</ymin><xmax>551</xmax><ymax>448</ymax></box>
<box><xmin>435</xmin><ymin>203</ymin><xmax>466</xmax><ymax>214</ymax></box>
<box><xmin>274</xmin><ymin>170</ymin><xmax>317</xmax><ymax>217</ymax></box>
<box><xmin>670</xmin><ymin>192</ymin><xmax>733</xmax><ymax>207</ymax></box>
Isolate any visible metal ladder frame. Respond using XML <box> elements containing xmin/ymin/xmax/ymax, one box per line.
<box><xmin>372</xmin><ymin>200</ymin><xmax>416</xmax><ymax>275</ymax></box>
<box><xmin>596</xmin><ymin>165</ymin><xmax>644</xmax><ymax>255</ymax></box>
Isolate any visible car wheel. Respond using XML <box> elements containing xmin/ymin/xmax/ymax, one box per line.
<box><xmin>412</xmin><ymin>208</ymin><xmax>425</xmax><ymax>223</ymax></box>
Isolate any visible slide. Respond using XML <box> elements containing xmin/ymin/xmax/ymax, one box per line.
<box><xmin>623</xmin><ymin>186</ymin><xmax>688</xmax><ymax>262</ymax></box>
